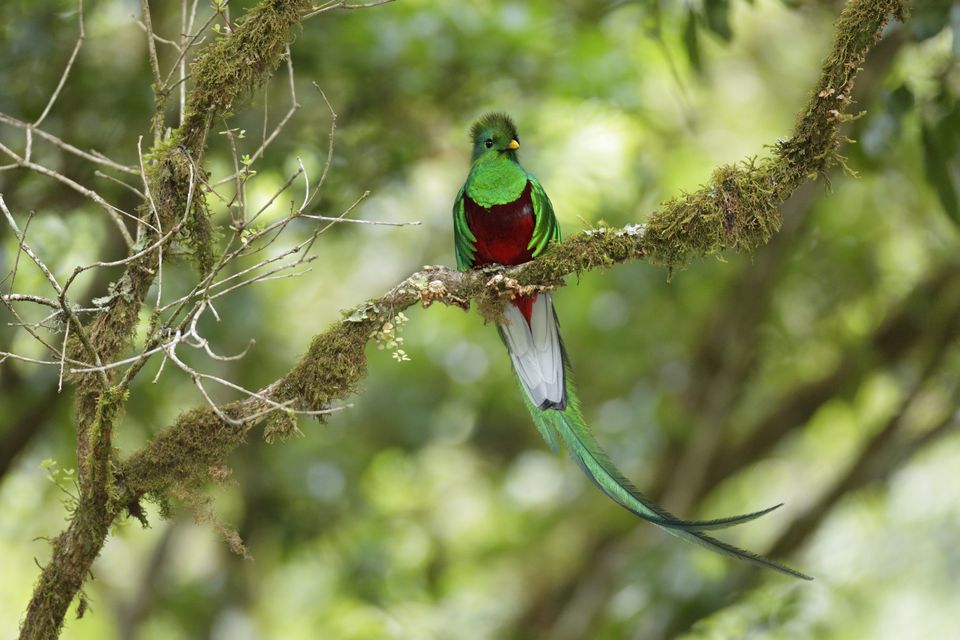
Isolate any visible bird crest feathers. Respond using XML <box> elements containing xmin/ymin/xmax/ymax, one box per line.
<box><xmin>469</xmin><ymin>112</ymin><xmax>518</xmax><ymax>143</ymax></box>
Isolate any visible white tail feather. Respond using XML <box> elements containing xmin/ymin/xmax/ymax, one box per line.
<box><xmin>498</xmin><ymin>293</ymin><xmax>565</xmax><ymax>409</ymax></box>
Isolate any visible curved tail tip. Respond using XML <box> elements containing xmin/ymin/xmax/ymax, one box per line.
<box><xmin>538</xmin><ymin>398</ymin><xmax>566</xmax><ymax>411</ymax></box>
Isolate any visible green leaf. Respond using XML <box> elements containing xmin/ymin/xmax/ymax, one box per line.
<box><xmin>888</xmin><ymin>84</ymin><xmax>915</xmax><ymax>117</ymax></box>
<box><xmin>343</xmin><ymin>302</ymin><xmax>380</xmax><ymax>323</ymax></box>
<box><xmin>856</xmin><ymin>84</ymin><xmax>913</xmax><ymax>163</ymax></box>
<box><xmin>909</xmin><ymin>0</ymin><xmax>953</xmax><ymax>42</ymax></box>
<box><xmin>683</xmin><ymin>9</ymin><xmax>703</xmax><ymax>73</ymax></box>
<box><xmin>921</xmin><ymin>101</ymin><xmax>960</xmax><ymax>226</ymax></box>
<box><xmin>704</xmin><ymin>0</ymin><xmax>733</xmax><ymax>41</ymax></box>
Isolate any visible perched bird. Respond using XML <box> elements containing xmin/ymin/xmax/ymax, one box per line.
<box><xmin>452</xmin><ymin>112</ymin><xmax>810</xmax><ymax>580</ymax></box>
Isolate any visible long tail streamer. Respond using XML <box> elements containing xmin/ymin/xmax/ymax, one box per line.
<box><xmin>520</xmin><ymin>369</ymin><xmax>812</xmax><ymax>580</ymax></box>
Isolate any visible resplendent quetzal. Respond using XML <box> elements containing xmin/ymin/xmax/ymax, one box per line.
<box><xmin>452</xmin><ymin>112</ymin><xmax>810</xmax><ymax>580</ymax></box>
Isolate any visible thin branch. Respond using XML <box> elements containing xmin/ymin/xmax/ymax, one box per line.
<box><xmin>310</xmin><ymin>83</ymin><xmax>336</xmax><ymax>200</ymax></box>
<box><xmin>0</xmin><ymin>352</ymin><xmax>61</xmax><ymax>366</ymax></box>
<box><xmin>0</xmin><ymin>298</ymin><xmax>67</xmax><ymax>362</ymax></box>
<box><xmin>301</xmin><ymin>214</ymin><xmax>421</xmax><ymax>227</ymax></box>
<box><xmin>303</xmin><ymin>0</ymin><xmax>395</xmax><ymax>20</ymax></box>
<box><xmin>1</xmin><ymin>196</ymin><xmax>64</xmax><ymax>296</ymax></box>
<box><xmin>132</xmin><ymin>15</ymin><xmax>181</xmax><ymax>48</ymax></box>
<box><xmin>1</xmin><ymin>294</ymin><xmax>60</xmax><ymax>309</ymax></box>
<box><xmin>140</xmin><ymin>0</ymin><xmax>163</xmax><ymax>91</ymax></box>
<box><xmin>3</xmin><ymin>207</ymin><xmax>36</xmax><ymax>292</ymax></box>
<box><xmin>58</xmin><ymin>321</ymin><xmax>70</xmax><ymax>393</ymax></box>
<box><xmin>219</xmin><ymin>119</ymin><xmax>246</xmax><ymax>224</ymax></box>
<box><xmin>0</xmin><ymin>141</ymin><xmax>135</xmax><ymax>247</ymax></box>
<box><xmin>160</xmin><ymin>11</ymin><xmax>217</xmax><ymax>92</ymax></box>
<box><xmin>95</xmin><ymin>171</ymin><xmax>146</xmax><ymax>199</ymax></box>
<box><xmin>180</xmin><ymin>0</ymin><xmax>188</xmax><ymax>123</ymax></box>
<box><xmin>2</xmin><ymin>191</ymin><xmax>110</xmax><ymax>387</ymax></box>
<box><xmin>212</xmin><ymin>52</ymin><xmax>301</xmax><ymax>188</ymax></box>
<box><xmin>139</xmin><ymin>0</ymin><xmax>166</xmax><ymax>143</ymax></box>
<box><xmin>0</xmin><ymin>113</ymin><xmax>138</xmax><ymax>174</ymax></box>
<box><xmin>34</xmin><ymin>0</ymin><xmax>85</xmax><ymax>127</ymax></box>
<box><xmin>246</xmin><ymin>163</ymin><xmax>305</xmax><ymax>226</ymax></box>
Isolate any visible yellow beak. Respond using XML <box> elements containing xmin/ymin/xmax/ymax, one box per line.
<box><xmin>507</xmin><ymin>139</ymin><xmax>520</xmax><ymax>150</ymax></box>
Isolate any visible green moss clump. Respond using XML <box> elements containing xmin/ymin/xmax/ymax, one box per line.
<box><xmin>278</xmin><ymin>321</ymin><xmax>372</xmax><ymax>413</ymax></box>
<box><xmin>88</xmin><ymin>387</ymin><xmax>125</xmax><ymax>505</ymax></box>
<box><xmin>641</xmin><ymin>162</ymin><xmax>783</xmax><ymax>268</ymax></box>
<box><xmin>145</xmin><ymin>148</ymin><xmax>217</xmax><ymax>273</ymax></box>
<box><xmin>263</xmin><ymin>410</ymin><xmax>302</xmax><ymax>443</ymax></box>
<box><xmin>179</xmin><ymin>0</ymin><xmax>312</xmax><ymax>154</ymax></box>
<box><xmin>118</xmin><ymin>406</ymin><xmax>245</xmax><ymax>504</ymax></box>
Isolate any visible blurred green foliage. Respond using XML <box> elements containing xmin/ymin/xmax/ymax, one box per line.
<box><xmin>1</xmin><ymin>0</ymin><xmax>959</xmax><ymax>639</ymax></box>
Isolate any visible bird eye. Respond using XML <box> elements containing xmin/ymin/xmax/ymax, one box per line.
<box><xmin>484</xmin><ymin>139</ymin><xmax>493</xmax><ymax>148</ymax></box>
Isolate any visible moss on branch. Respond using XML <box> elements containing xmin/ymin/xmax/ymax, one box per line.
<box><xmin>119</xmin><ymin>407</ymin><xmax>245</xmax><ymax>503</ymax></box>
<box><xmin>180</xmin><ymin>0</ymin><xmax>311</xmax><ymax>153</ymax></box>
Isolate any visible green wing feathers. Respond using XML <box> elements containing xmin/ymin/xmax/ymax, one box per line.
<box><xmin>522</xmin><ymin>369</ymin><xmax>812</xmax><ymax>580</ymax></box>
<box><xmin>527</xmin><ymin>176</ymin><xmax>561</xmax><ymax>257</ymax></box>
<box><xmin>453</xmin><ymin>186</ymin><xmax>476</xmax><ymax>271</ymax></box>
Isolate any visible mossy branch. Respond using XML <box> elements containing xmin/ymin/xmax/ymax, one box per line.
<box><xmin>20</xmin><ymin>2</ymin><xmax>311</xmax><ymax>638</ymax></box>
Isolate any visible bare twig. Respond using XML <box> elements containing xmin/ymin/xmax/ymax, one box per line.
<box><xmin>1</xmin><ymin>294</ymin><xmax>60</xmax><ymax>309</ymax></box>
<box><xmin>1</xmin><ymin>196</ymin><xmax>64</xmax><ymax>296</ymax></box>
<box><xmin>139</xmin><ymin>0</ymin><xmax>163</xmax><ymax>93</ymax></box>
<box><xmin>2</xmin><ymin>195</ymin><xmax>108</xmax><ymax>384</ymax></box>
<box><xmin>303</xmin><ymin>0</ymin><xmax>395</xmax><ymax>20</ymax></box>
<box><xmin>34</xmin><ymin>0</ymin><xmax>85</xmax><ymax>127</ymax></box>
<box><xmin>132</xmin><ymin>15</ymin><xmax>180</xmax><ymax>48</ymax></box>
<box><xmin>0</xmin><ymin>113</ymin><xmax>137</xmax><ymax>174</ymax></box>
<box><xmin>95</xmin><ymin>171</ymin><xmax>147</xmax><ymax>199</ymax></box>
<box><xmin>212</xmin><ymin>52</ymin><xmax>301</xmax><ymax>188</ymax></box>
<box><xmin>58</xmin><ymin>321</ymin><xmax>70</xmax><ymax>392</ymax></box>
<box><xmin>246</xmin><ymin>163</ymin><xmax>305</xmax><ymax>226</ymax></box>
<box><xmin>301</xmin><ymin>214</ymin><xmax>421</xmax><ymax>227</ymax></box>
<box><xmin>160</xmin><ymin>11</ymin><xmax>217</xmax><ymax>92</ymax></box>
<box><xmin>220</xmin><ymin>118</ymin><xmax>246</xmax><ymax>224</ymax></box>
<box><xmin>310</xmin><ymin>83</ymin><xmax>337</xmax><ymax>201</ymax></box>
<box><xmin>0</xmin><ymin>141</ymin><xmax>135</xmax><ymax>247</ymax></box>
<box><xmin>3</xmin><ymin>208</ymin><xmax>36</xmax><ymax>291</ymax></box>
<box><xmin>0</xmin><ymin>298</ymin><xmax>67</xmax><ymax>362</ymax></box>
<box><xmin>0</xmin><ymin>352</ymin><xmax>61</xmax><ymax>366</ymax></box>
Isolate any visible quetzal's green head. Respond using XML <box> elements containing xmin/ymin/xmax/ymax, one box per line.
<box><xmin>469</xmin><ymin>112</ymin><xmax>520</xmax><ymax>163</ymax></box>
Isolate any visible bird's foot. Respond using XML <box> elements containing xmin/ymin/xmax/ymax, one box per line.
<box><xmin>418</xmin><ymin>279</ymin><xmax>469</xmax><ymax>310</ymax></box>
<box><xmin>485</xmin><ymin>273</ymin><xmax>552</xmax><ymax>300</ymax></box>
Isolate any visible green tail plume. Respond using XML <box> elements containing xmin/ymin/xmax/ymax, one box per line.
<box><xmin>520</xmin><ymin>370</ymin><xmax>812</xmax><ymax>581</ymax></box>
